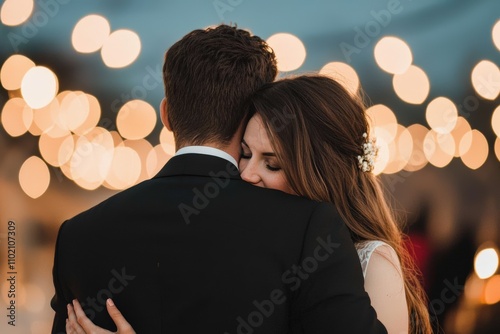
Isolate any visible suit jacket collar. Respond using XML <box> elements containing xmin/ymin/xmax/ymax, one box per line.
<box><xmin>154</xmin><ymin>153</ymin><xmax>242</xmax><ymax>180</ymax></box>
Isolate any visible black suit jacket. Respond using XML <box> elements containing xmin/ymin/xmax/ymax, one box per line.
<box><xmin>51</xmin><ymin>153</ymin><xmax>387</xmax><ymax>333</ymax></box>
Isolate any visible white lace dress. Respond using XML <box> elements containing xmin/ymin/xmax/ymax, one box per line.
<box><xmin>355</xmin><ymin>240</ymin><xmax>390</xmax><ymax>278</ymax></box>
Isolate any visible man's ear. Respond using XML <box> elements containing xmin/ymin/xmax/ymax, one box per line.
<box><xmin>160</xmin><ymin>98</ymin><xmax>172</xmax><ymax>131</ymax></box>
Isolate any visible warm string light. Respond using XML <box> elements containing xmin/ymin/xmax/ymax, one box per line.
<box><xmin>471</xmin><ymin>60</ymin><xmax>500</xmax><ymax>100</ymax></box>
<box><xmin>475</xmin><ymin>246</ymin><xmax>499</xmax><ymax>280</ymax></box>
<box><xmin>101</xmin><ymin>30</ymin><xmax>142</xmax><ymax>69</ymax></box>
<box><xmin>0</xmin><ymin>27</ymin><xmax>498</xmax><ymax>198</ymax></box>
<box><xmin>0</xmin><ymin>0</ymin><xmax>34</xmax><ymax>26</ymax></box>
<box><xmin>374</xmin><ymin>36</ymin><xmax>412</xmax><ymax>74</ymax></box>
<box><xmin>319</xmin><ymin>61</ymin><xmax>360</xmax><ymax>96</ymax></box>
<box><xmin>266</xmin><ymin>33</ymin><xmax>306</xmax><ymax>72</ymax></box>
<box><xmin>72</xmin><ymin>15</ymin><xmax>111</xmax><ymax>53</ymax></box>
<box><xmin>393</xmin><ymin>65</ymin><xmax>430</xmax><ymax>104</ymax></box>
<box><xmin>72</xmin><ymin>14</ymin><xmax>141</xmax><ymax>69</ymax></box>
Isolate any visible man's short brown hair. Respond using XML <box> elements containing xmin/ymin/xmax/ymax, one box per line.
<box><xmin>163</xmin><ymin>24</ymin><xmax>277</xmax><ymax>146</ymax></box>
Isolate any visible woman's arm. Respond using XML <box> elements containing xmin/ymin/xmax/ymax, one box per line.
<box><xmin>66</xmin><ymin>299</ymin><xmax>136</xmax><ymax>334</ymax></box>
<box><xmin>364</xmin><ymin>244</ymin><xmax>409</xmax><ymax>334</ymax></box>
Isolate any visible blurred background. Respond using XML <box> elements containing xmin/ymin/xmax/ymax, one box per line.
<box><xmin>0</xmin><ymin>0</ymin><xmax>499</xmax><ymax>333</ymax></box>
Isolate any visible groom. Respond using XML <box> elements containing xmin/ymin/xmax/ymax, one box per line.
<box><xmin>51</xmin><ymin>25</ymin><xmax>386</xmax><ymax>333</ymax></box>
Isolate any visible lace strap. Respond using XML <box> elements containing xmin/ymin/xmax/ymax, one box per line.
<box><xmin>355</xmin><ymin>240</ymin><xmax>388</xmax><ymax>278</ymax></box>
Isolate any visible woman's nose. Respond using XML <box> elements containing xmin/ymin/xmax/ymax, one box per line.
<box><xmin>240</xmin><ymin>159</ymin><xmax>261</xmax><ymax>185</ymax></box>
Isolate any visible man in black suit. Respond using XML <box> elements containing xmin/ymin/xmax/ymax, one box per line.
<box><xmin>51</xmin><ymin>25</ymin><xmax>386</xmax><ymax>333</ymax></box>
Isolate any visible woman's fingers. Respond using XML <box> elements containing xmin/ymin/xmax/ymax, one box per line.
<box><xmin>66</xmin><ymin>298</ymin><xmax>135</xmax><ymax>334</ymax></box>
<box><xmin>66</xmin><ymin>304</ymin><xmax>87</xmax><ymax>334</ymax></box>
<box><xmin>105</xmin><ymin>299</ymin><xmax>136</xmax><ymax>334</ymax></box>
<box><xmin>72</xmin><ymin>299</ymin><xmax>98</xmax><ymax>332</ymax></box>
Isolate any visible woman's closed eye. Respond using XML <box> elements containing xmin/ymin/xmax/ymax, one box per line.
<box><xmin>240</xmin><ymin>149</ymin><xmax>251</xmax><ymax>159</ymax></box>
<box><xmin>265</xmin><ymin>160</ymin><xmax>281</xmax><ymax>172</ymax></box>
<box><xmin>266</xmin><ymin>164</ymin><xmax>281</xmax><ymax>172</ymax></box>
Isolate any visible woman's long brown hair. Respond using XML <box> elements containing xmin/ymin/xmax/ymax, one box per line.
<box><xmin>246</xmin><ymin>75</ymin><xmax>432</xmax><ymax>334</ymax></box>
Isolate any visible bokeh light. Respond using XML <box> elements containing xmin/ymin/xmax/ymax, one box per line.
<box><xmin>84</xmin><ymin>126</ymin><xmax>115</xmax><ymax>151</ymax></box>
<box><xmin>1</xmin><ymin>97</ymin><xmax>33</xmax><ymax>137</ymax></box>
<box><xmin>484</xmin><ymin>275</ymin><xmax>500</xmax><ymax>305</ymax></box>
<box><xmin>451</xmin><ymin>117</ymin><xmax>472</xmax><ymax>157</ymax></box>
<box><xmin>493</xmin><ymin>20</ymin><xmax>500</xmax><ymax>51</ymax></box>
<box><xmin>0</xmin><ymin>0</ymin><xmax>34</xmax><ymax>26</ymax></box>
<box><xmin>423</xmin><ymin>130</ymin><xmax>455</xmax><ymax>168</ymax></box>
<box><xmin>426</xmin><ymin>97</ymin><xmax>458</xmax><ymax>134</ymax></box>
<box><xmin>0</xmin><ymin>54</ymin><xmax>35</xmax><ymax>90</ymax></box>
<box><xmin>374</xmin><ymin>36</ymin><xmax>413</xmax><ymax>74</ymax></box>
<box><xmin>319</xmin><ymin>61</ymin><xmax>359</xmax><ymax>95</ymax></box>
<box><xmin>21</xmin><ymin>66</ymin><xmax>59</xmax><ymax>109</ymax></box>
<box><xmin>110</xmin><ymin>130</ymin><xmax>124</xmax><ymax>148</ymax></box>
<box><xmin>474</xmin><ymin>247</ymin><xmax>499</xmax><ymax>279</ymax></box>
<box><xmin>70</xmin><ymin>127</ymin><xmax>114</xmax><ymax>190</ymax></box>
<box><xmin>147</xmin><ymin>144</ymin><xmax>172</xmax><ymax>178</ymax></box>
<box><xmin>471</xmin><ymin>60</ymin><xmax>500</xmax><ymax>100</ymax></box>
<box><xmin>72</xmin><ymin>14</ymin><xmax>111</xmax><ymax>53</ymax></box>
<box><xmin>123</xmin><ymin>139</ymin><xmax>153</xmax><ymax>183</ymax></box>
<box><xmin>404</xmin><ymin>124</ymin><xmax>429</xmax><ymax>172</ymax></box>
<box><xmin>23</xmin><ymin>283</ymin><xmax>46</xmax><ymax>313</ymax></box>
<box><xmin>32</xmin><ymin>98</ymin><xmax>59</xmax><ymax>134</ymax></box>
<box><xmin>366</xmin><ymin>104</ymin><xmax>398</xmax><ymax>143</ymax></box>
<box><xmin>266</xmin><ymin>33</ymin><xmax>306</xmax><ymax>72</ymax></box>
<box><xmin>372</xmin><ymin>137</ymin><xmax>390</xmax><ymax>176</ymax></box>
<box><xmin>101</xmin><ymin>29</ymin><xmax>142</xmax><ymax>68</ymax></box>
<box><xmin>159</xmin><ymin>127</ymin><xmax>175</xmax><ymax>155</ymax></box>
<box><xmin>492</xmin><ymin>105</ymin><xmax>500</xmax><ymax>137</ymax></box>
<box><xmin>28</xmin><ymin>118</ymin><xmax>43</xmax><ymax>136</ymax></box>
<box><xmin>18</xmin><ymin>156</ymin><xmax>50</xmax><ymax>199</ymax></box>
<box><xmin>73</xmin><ymin>94</ymin><xmax>101</xmax><ymax>136</ymax></box>
<box><xmin>383</xmin><ymin>125</ymin><xmax>413</xmax><ymax>174</ymax></box>
<box><xmin>38</xmin><ymin>91</ymin><xmax>74</xmax><ymax>138</ymax></box>
<box><xmin>106</xmin><ymin>146</ymin><xmax>141</xmax><ymax>190</ymax></box>
<box><xmin>495</xmin><ymin>137</ymin><xmax>500</xmax><ymax>162</ymax></box>
<box><xmin>38</xmin><ymin>131</ymin><xmax>74</xmax><ymax>167</ymax></box>
<box><xmin>393</xmin><ymin>65</ymin><xmax>430</xmax><ymax>104</ymax></box>
<box><xmin>31</xmin><ymin>321</ymin><xmax>53</xmax><ymax>334</ymax></box>
<box><xmin>59</xmin><ymin>91</ymin><xmax>90</xmax><ymax>132</ymax></box>
<box><xmin>117</xmin><ymin>99</ymin><xmax>157</xmax><ymax>140</ymax></box>
<box><xmin>460</xmin><ymin>130</ymin><xmax>489</xmax><ymax>170</ymax></box>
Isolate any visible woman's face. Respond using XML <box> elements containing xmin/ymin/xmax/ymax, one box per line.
<box><xmin>239</xmin><ymin>114</ymin><xmax>295</xmax><ymax>195</ymax></box>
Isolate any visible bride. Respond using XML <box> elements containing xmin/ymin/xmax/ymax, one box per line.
<box><xmin>66</xmin><ymin>75</ymin><xmax>431</xmax><ymax>334</ymax></box>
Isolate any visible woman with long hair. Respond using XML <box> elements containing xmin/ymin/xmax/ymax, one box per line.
<box><xmin>67</xmin><ymin>75</ymin><xmax>431</xmax><ymax>334</ymax></box>
<box><xmin>239</xmin><ymin>75</ymin><xmax>431</xmax><ymax>334</ymax></box>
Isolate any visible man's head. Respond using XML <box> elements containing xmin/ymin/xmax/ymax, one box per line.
<box><xmin>161</xmin><ymin>24</ymin><xmax>277</xmax><ymax>148</ymax></box>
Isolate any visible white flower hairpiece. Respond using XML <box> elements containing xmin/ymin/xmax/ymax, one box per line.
<box><xmin>357</xmin><ymin>132</ymin><xmax>378</xmax><ymax>173</ymax></box>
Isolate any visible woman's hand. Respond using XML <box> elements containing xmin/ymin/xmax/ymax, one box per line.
<box><xmin>66</xmin><ymin>298</ymin><xmax>136</xmax><ymax>334</ymax></box>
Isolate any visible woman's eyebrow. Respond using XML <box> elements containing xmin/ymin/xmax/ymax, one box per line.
<box><xmin>241</xmin><ymin>139</ymin><xmax>275</xmax><ymax>156</ymax></box>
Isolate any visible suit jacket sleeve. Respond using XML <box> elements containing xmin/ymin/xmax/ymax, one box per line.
<box><xmin>290</xmin><ymin>202</ymin><xmax>387</xmax><ymax>334</ymax></box>
<box><xmin>51</xmin><ymin>221</ymin><xmax>69</xmax><ymax>334</ymax></box>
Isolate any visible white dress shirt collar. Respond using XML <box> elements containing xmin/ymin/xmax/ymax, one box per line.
<box><xmin>175</xmin><ymin>146</ymin><xmax>239</xmax><ymax>169</ymax></box>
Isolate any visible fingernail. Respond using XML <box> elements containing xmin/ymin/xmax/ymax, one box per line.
<box><xmin>107</xmin><ymin>298</ymin><xmax>114</xmax><ymax>307</ymax></box>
